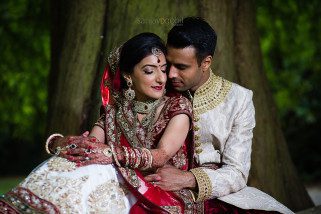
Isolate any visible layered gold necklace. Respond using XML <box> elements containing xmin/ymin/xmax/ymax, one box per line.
<box><xmin>132</xmin><ymin>99</ymin><xmax>161</xmax><ymax>114</ymax></box>
<box><xmin>132</xmin><ymin>98</ymin><xmax>162</xmax><ymax>130</ymax></box>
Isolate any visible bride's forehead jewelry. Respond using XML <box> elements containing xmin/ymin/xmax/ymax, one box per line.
<box><xmin>151</xmin><ymin>47</ymin><xmax>162</xmax><ymax>63</ymax></box>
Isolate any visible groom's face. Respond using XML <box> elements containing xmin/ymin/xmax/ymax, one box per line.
<box><xmin>166</xmin><ymin>46</ymin><xmax>204</xmax><ymax>92</ymax></box>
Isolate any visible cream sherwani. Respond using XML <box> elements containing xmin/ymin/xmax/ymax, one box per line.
<box><xmin>189</xmin><ymin>71</ymin><xmax>293</xmax><ymax>214</ymax></box>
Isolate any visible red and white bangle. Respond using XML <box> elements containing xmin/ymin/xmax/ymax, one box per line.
<box><xmin>122</xmin><ymin>146</ymin><xmax>130</xmax><ymax>166</ymax></box>
<box><xmin>141</xmin><ymin>148</ymin><xmax>153</xmax><ymax>169</ymax></box>
<box><xmin>133</xmin><ymin>148</ymin><xmax>141</xmax><ymax>168</ymax></box>
<box><xmin>45</xmin><ymin>133</ymin><xmax>64</xmax><ymax>155</ymax></box>
<box><xmin>110</xmin><ymin>144</ymin><xmax>121</xmax><ymax>167</ymax></box>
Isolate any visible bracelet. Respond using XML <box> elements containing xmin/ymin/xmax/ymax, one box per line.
<box><xmin>110</xmin><ymin>144</ymin><xmax>121</xmax><ymax>167</ymax></box>
<box><xmin>93</xmin><ymin>122</ymin><xmax>104</xmax><ymax>130</ymax></box>
<box><xmin>133</xmin><ymin>148</ymin><xmax>141</xmax><ymax>168</ymax></box>
<box><xmin>140</xmin><ymin>148</ymin><xmax>146</xmax><ymax>168</ymax></box>
<box><xmin>45</xmin><ymin>133</ymin><xmax>64</xmax><ymax>155</ymax></box>
<box><xmin>122</xmin><ymin>146</ymin><xmax>129</xmax><ymax>166</ymax></box>
<box><xmin>129</xmin><ymin>147</ymin><xmax>135</xmax><ymax>167</ymax></box>
<box><xmin>140</xmin><ymin>148</ymin><xmax>153</xmax><ymax>169</ymax></box>
<box><xmin>93</xmin><ymin>114</ymin><xmax>105</xmax><ymax>130</ymax></box>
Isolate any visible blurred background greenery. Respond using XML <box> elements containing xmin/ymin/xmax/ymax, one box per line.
<box><xmin>0</xmin><ymin>0</ymin><xmax>320</xmax><ymax>192</ymax></box>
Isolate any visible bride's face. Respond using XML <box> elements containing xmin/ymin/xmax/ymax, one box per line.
<box><xmin>130</xmin><ymin>53</ymin><xmax>167</xmax><ymax>101</ymax></box>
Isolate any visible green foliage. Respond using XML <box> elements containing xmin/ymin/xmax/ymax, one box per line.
<box><xmin>0</xmin><ymin>0</ymin><xmax>50</xmax><ymax>174</ymax></box>
<box><xmin>0</xmin><ymin>177</ymin><xmax>23</xmax><ymax>194</ymax></box>
<box><xmin>256</xmin><ymin>0</ymin><xmax>321</xmax><ymax>182</ymax></box>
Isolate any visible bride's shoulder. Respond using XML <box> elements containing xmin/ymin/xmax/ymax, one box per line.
<box><xmin>163</xmin><ymin>95</ymin><xmax>193</xmax><ymax>116</ymax></box>
<box><xmin>166</xmin><ymin>94</ymin><xmax>191</xmax><ymax>105</ymax></box>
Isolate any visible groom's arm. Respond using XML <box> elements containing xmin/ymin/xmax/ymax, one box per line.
<box><xmin>146</xmin><ymin>89</ymin><xmax>255</xmax><ymax>202</ymax></box>
<box><xmin>145</xmin><ymin>164</ymin><xmax>197</xmax><ymax>191</ymax></box>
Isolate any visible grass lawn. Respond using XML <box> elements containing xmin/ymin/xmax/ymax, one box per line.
<box><xmin>0</xmin><ymin>177</ymin><xmax>24</xmax><ymax>194</ymax></box>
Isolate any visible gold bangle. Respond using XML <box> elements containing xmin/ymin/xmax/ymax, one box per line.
<box><xmin>45</xmin><ymin>133</ymin><xmax>64</xmax><ymax>155</ymax></box>
<box><xmin>122</xmin><ymin>146</ymin><xmax>129</xmax><ymax>166</ymax></box>
<box><xmin>93</xmin><ymin>122</ymin><xmax>104</xmax><ymax>130</ymax></box>
<box><xmin>133</xmin><ymin>148</ymin><xmax>141</xmax><ymax>168</ymax></box>
<box><xmin>140</xmin><ymin>148</ymin><xmax>152</xmax><ymax>170</ymax></box>
<box><xmin>110</xmin><ymin>144</ymin><xmax>121</xmax><ymax>167</ymax></box>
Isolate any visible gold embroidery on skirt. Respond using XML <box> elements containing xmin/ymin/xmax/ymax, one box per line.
<box><xmin>47</xmin><ymin>157</ymin><xmax>76</xmax><ymax>172</ymax></box>
<box><xmin>21</xmin><ymin>169</ymin><xmax>89</xmax><ymax>213</ymax></box>
<box><xmin>87</xmin><ymin>180</ymin><xmax>127</xmax><ymax>213</ymax></box>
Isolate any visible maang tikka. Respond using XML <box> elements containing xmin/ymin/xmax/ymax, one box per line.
<box><xmin>151</xmin><ymin>47</ymin><xmax>162</xmax><ymax>63</ymax></box>
<box><xmin>124</xmin><ymin>78</ymin><xmax>135</xmax><ymax>101</ymax></box>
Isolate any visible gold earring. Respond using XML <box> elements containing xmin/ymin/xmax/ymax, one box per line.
<box><xmin>124</xmin><ymin>79</ymin><xmax>135</xmax><ymax>101</ymax></box>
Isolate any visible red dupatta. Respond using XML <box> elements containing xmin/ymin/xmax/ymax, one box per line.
<box><xmin>100</xmin><ymin>65</ymin><xmax>186</xmax><ymax>213</ymax></box>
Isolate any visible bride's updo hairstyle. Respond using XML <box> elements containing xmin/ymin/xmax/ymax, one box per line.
<box><xmin>118</xmin><ymin>33</ymin><xmax>166</xmax><ymax>87</ymax></box>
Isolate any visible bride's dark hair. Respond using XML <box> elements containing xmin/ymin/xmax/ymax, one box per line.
<box><xmin>119</xmin><ymin>32</ymin><xmax>166</xmax><ymax>75</ymax></box>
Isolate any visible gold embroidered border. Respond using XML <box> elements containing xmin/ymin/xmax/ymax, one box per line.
<box><xmin>160</xmin><ymin>205</ymin><xmax>181</xmax><ymax>214</ymax></box>
<box><xmin>193</xmin><ymin>71</ymin><xmax>232</xmax><ymax>115</ymax></box>
<box><xmin>190</xmin><ymin>168</ymin><xmax>212</xmax><ymax>202</ymax></box>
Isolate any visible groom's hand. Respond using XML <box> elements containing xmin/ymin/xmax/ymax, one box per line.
<box><xmin>144</xmin><ymin>165</ymin><xmax>197</xmax><ymax>191</ymax></box>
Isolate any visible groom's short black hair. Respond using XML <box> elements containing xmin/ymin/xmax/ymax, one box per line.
<box><xmin>167</xmin><ymin>17</ymin><xmax>217</xmax><ymax>65</ymax></box>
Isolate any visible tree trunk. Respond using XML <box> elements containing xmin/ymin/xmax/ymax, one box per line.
<box><xmin>200</xmin><ymin>0</ymin><xmax>313</xmax><ymax>211</ymax></box>
<box><xmin>48</xmin><ymin>0</ymin><xmax>313</xmax><ymax>211</ymax></box>
<box><xmin>47</xmin><ymin>0</ymin><xmax>107</xmax><ymax>135</ymax></box>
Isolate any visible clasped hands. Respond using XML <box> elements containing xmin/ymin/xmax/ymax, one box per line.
<box><xmin>53</xmin><ymin>132</ymin><xmax>113</xmax><ymax>167</ymax></box>
<box><xmin>51</xmin><ymin>132</ymin><xmax>196</xmax><ymax>191</ymax></box>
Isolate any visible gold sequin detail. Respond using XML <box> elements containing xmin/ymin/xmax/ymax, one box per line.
<box><xmin>21</xmin><ymin>169</ymin><xmax>89</xmax><ymax>213</ymax></box>
<box><xmin>161</xmin><ymin>205</ymin><xmax>181</xmax><ymax>214</ymax></box>
<box><xmin>195</xmin><ymin>148</ymin><xmax>203</xmax><ymax>154</ymax></box>
<box><xmin>87</xmin><ymin>180</ymin><xmax>127</xmax><ymax>213</ymax></box>
<box><xmin>193</xmin><ymin>71</ymin><xmax>232</xmax><ymax>115</ymax></box>
<box><xmin>195</xmin><ymin>141</ymin><xmax>202</xmax><ymax>147</ymax></box>
<box><xmin>190</xmin><ymin>168</ymin><xmax>212</xmax><ymax>202</ymax></box>
<box><xmin>47</xmin><ymin>157</ymin><xmax>76</xmax><ymax>172</ymax></box>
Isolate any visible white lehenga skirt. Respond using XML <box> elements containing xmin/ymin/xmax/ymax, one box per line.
<box><xmin>18</xmin><ymin>156</ymin><xmax>137</xmax><ymax>213</ymax></box>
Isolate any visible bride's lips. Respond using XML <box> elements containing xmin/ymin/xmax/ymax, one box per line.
<box><xmin>151</xmin><ymin>86</ymin><xmax>163</xmax><ymax>91</ymax></box>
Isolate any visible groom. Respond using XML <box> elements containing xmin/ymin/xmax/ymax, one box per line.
<box><xmin>48</xmin><ymin>17</ymin><xmax>292</xmax><ymax>213</ymax></box>
<box><xmin>144</xmin><ymin>17</ymin><xmax>292</xmax><ymax>213</ymax></box>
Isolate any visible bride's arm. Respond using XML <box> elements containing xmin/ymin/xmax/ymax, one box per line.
<box><xmin>89</xmin><ymin>125</ymin><xmax>105</xmax><ymax>144</ymax></box>
<box><xmin>48</xmin><ymin>110</ymin><xmax>190</xmax><ymax>169</ymax></box>
<box><xmin>150</xmin><ymin>113</ymin><xmax>190</xmax><ymax>168</ymax></box>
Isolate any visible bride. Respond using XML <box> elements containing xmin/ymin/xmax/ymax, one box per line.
<box><xmin>0</xmin><ymin>33</ymin><xmax>196</xmax><ymax>213</ymax></box>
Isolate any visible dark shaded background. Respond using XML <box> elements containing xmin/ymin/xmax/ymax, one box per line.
<box><xmin>0</xmin><ymin>0</ymin><xmax>320</xmax><ymax>184</ymax></box>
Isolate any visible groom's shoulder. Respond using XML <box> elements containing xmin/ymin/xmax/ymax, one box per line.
<box><xmin>216</xmin><ymin>76</ymin><xmax>253</xmax><ymax>102</ymax></box>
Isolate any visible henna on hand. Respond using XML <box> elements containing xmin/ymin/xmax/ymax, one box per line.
<box><xmin>145</xmin><ymin>165</ymin><xmax>197</xmax><ymax>191</ymax></box>
<box><xmin>67</xmin><ymin>143</ymin><xmax>114</xmax><ymax>167</ymax></box>
<box><xmin>150</xmin><ymin>149</ymin><xmax>170</xmax><ymax>168</ymax></box>
<box><xmin>56</xmin><ymin>135</ymin><xmax>98</xmax><ymax>157</ymax></box>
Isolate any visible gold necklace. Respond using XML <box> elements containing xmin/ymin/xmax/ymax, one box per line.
<box><xmin>135</xmin><ymin>98</ymin><xmax>163</xmax><ymax>131</ymax></box>
<box><xmin>133</xmin><ymin>99</ymin><xmax>161</xmax><ymax>114</ymax></box>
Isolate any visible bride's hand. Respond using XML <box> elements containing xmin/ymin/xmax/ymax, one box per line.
<box><xmin>59</xmin><ymin>135</ymin><xmax>99</xmax><ymax>158</ymax></box>
<box><xmin>49</xmin><ymin>131</ymin><xmax>90</xmax><ymax>156</ymax></box>
<box><xmin>64</xmin><ymin>142</ymin><xmax>114</xmax><ymax>167</ymax></box>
